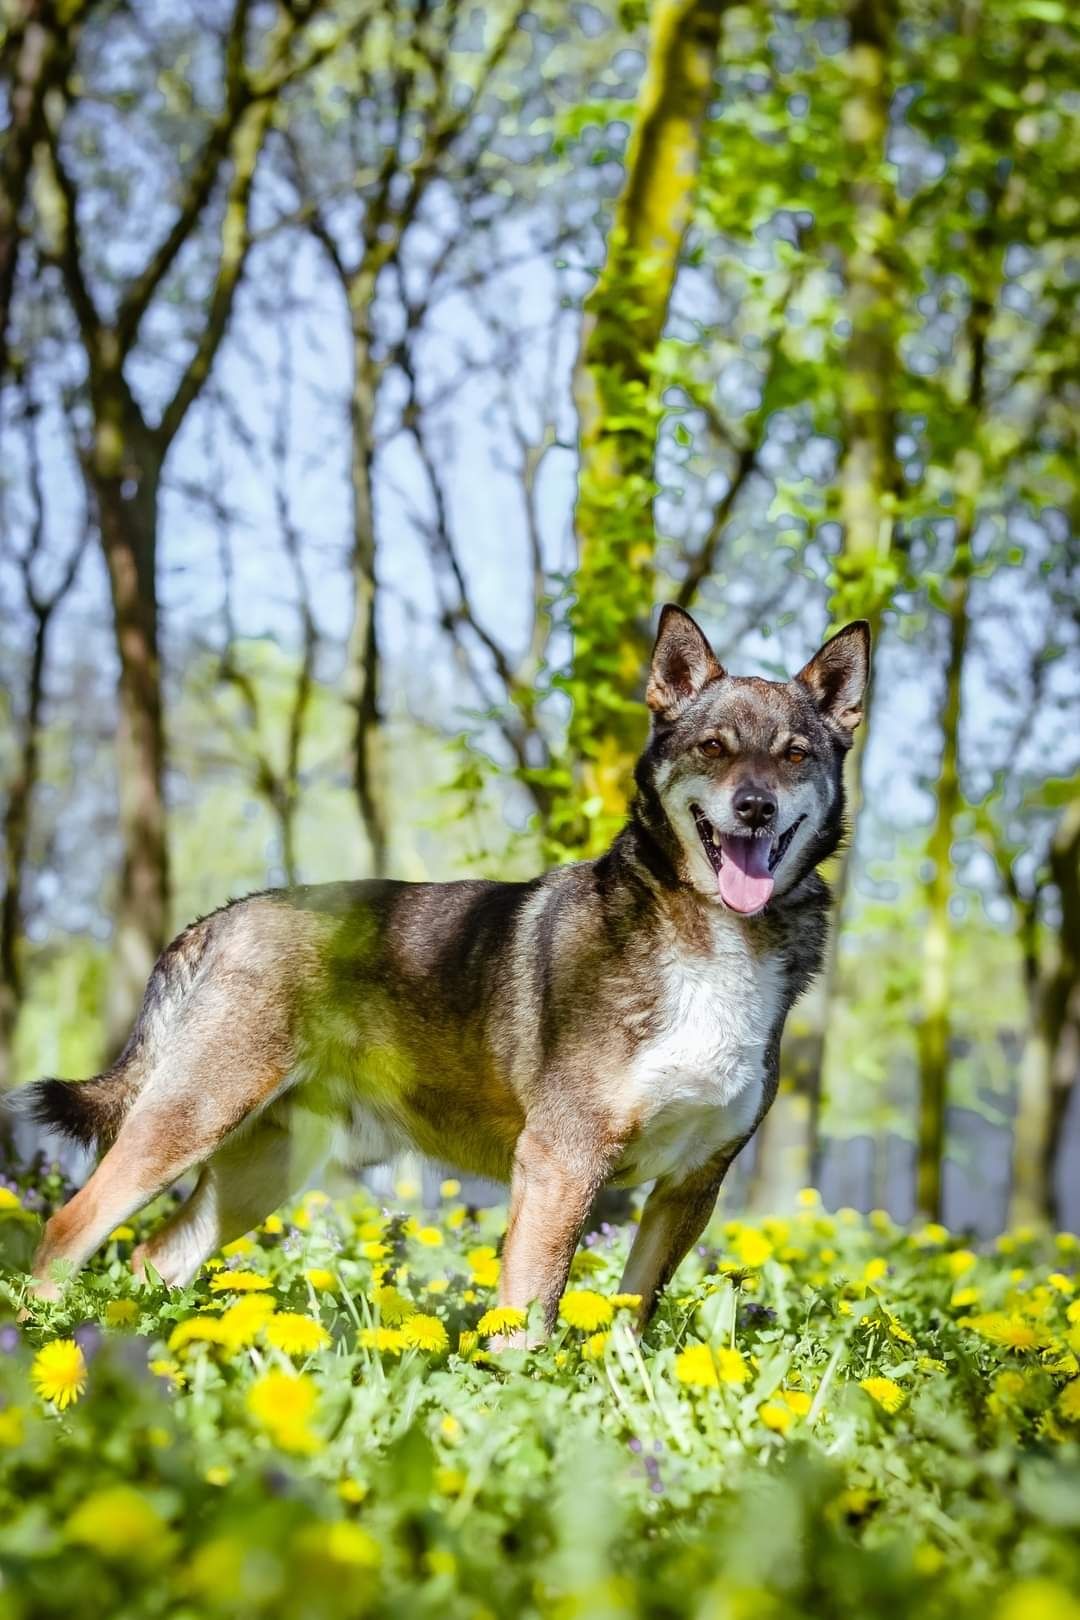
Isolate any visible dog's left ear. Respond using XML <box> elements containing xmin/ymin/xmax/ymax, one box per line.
<box><xmin>795</xmin><ymin>621</ymin><xmax>871</xmax><ymax>740</ymax></box>
<box><xmin>647</xmin><ymin>605</ymin><xmax>725</xmax><ymax>720</ymax></box>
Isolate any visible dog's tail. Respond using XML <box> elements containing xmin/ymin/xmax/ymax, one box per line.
<box><xmin>12</xmin><ymin>1062</ymin><xmax>140</xmax><ymax>1152</ymax></box>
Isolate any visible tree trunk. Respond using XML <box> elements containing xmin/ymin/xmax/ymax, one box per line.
<box><xmin>566</xmin><ymin>0</ymin><xmax>726</xmax><ymax>855</ymax></box>
<box><xmin>0</xmin><ymin>607</ymin><xmax>50</xmax><ymax>1089</ymax></box>
<box><xmin>1010</xmin><ymin>799</ymin><xmax>1080</xmax><ymax>1227</ymax></box>
<box><xmin>343</xmin><ymin>288</ymin><xmax>388</xmax><ymax>876</ymax></box>
<box><xmin>87</xmin><ymin>399</ymin><xmax>170</xmax><ymax>1056</ymax></box>
<box><xmin>766</xmin><ymin>0</ymin><xmax>897</xmax><ymax>1188</ymax></box>
<box><xmin>915</xmin><ymin>547</ymin><xmax>972</xmax><ymax>1220</ymax></box>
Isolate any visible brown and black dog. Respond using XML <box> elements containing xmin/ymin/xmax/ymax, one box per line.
<box><xmin>23</xmin><ymin>606</ymin><xmax>869</xmax><ymax>1327</ymax></box>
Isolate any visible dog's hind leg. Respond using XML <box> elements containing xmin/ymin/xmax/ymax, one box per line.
<box><xmin>131</xmin><ymin>1103</ymin><xmax>334</xmax><ymax>1289</ymax></box>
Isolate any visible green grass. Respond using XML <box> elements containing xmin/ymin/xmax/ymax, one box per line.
<box><xmin>2</xmin><ymin>1169</ymin><xmax>1080</xmax><ymax>1620</ymax></box>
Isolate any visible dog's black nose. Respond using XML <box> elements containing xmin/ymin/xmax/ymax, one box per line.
<box><xmin>734</xmin><ymin>787</ymin><xmax>777</xmax><ymax>830</ymax></box>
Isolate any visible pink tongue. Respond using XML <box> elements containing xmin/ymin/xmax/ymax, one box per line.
<box><xmin>718</xmin><ymin>835</ymin><xmax>774</xmax><ymax>915</ymax></box>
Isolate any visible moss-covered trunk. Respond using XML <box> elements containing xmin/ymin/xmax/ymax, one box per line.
<box><xmin>565</xmin><ymin>0</ymin><xmax>726</xmax><ymax>855</ymax></box>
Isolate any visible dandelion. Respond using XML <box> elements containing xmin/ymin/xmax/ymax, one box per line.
<box><xmin>0</xmin><ymin>1407</ymin><xmax>24</xmax><ymax>1446</ymax></box>
<box><xmin>294</xmin><ymin>1521</ymin><xmax>381</xmax><ymax>1570</ymax></box>
<box><xmin>796</xmin><ymin>1188</ymin><xmax>821</xmax><ymax>1208</ymax></box>
<box><xmin>559</xmin><ymin>1291</ymin><xmax>613</xmax><ymax>1332</ymax></box>
<box><xmin>361</xmin><ymin>1241</ymin><xmax>389</xmax><ymax>1261</ymax></box>
<box><xmin>859</xmin><ymin>1377</ymin><xmax>906</xmax><ymax>1414</ymax></box>
<box><xmin>466</xmin><ymin>1246</ymin><xmax>500</xmax><ymax>1288</ymax></box>
<box><xmin>305</xmin><ymin>1268</ymin><xmax>338</xmax><ymax>1293</ymax></box>
<box><xmin>1049</xmin><ymin>1272</ymin><xmax>1075</xmax><ymax>1296</ymax></box>
<box><xmin>582</xmin><ymin>1332</ymin><xmax>609</xmax><ymax>1361</ymax></box>
<box><xmin>265</xmin><ymin>1313</ymin><xmax>332</xmax><ymax>1357</ymax></box>
<box><xmin>262</xmin><ymin>1212</ymin><xmax>284</xmax><ymax>1235</ymax></box>
<box><xmin>394</xmin><ymin>1178</ymin><xmax>419</xmax><ymax>1200</ymax></box>
<box><xmin>435</xmin><ymin>1465</ymin><xmax>466</xmax><ymax>1497</ymax></box>
<box><xmin>947</xmin><ymin>1248</ymin><xmax>978</xmax><ymax>1278</ymax></box>
<box><xmin>950</xmin><ymin>1287</ymin><xmax>981</xmax><ymax>1309</ymax></box>
<box><xmin>221</xmin><ymin>1236</ymin><xmax>255</xmax><ymax>1257</ymax></box>
<box><xmin>402</xmin><ymin>1314</ymin><xmax>449</xmax><ymax>1353</ymax></box>
<box><xmin>675</xmin><ymin>1344</ymin><xmax>719</xmax><ymax>1388</ymax></box>
<box><xmin>31</xmin><ymin>1340</ymin><xmax>87</xmax><ymax>1409</ymax></box>
<box><xmin>359</xmin><ymin>1327</ymin><xmax>407</xmax><ymax>1354</ymax></box>
<box><xmin>371</xmin><ymin>1284</ymin><xmax>414</xmax><ymax>1323</ymax></box>
<box><xmin>108</xmin><ymin>1224</ymin><xmax>135</xmax><ymax>1242</ymax></box>
<box><xmin>0</xmin><ymin>1188</ymin><xmax>22</xmax><ymax>1211</ymax></box>
<box><xmin>759</xmin><ymin>1401</ymin><xmax>794</xmax><ymax>1434</ymax></box>
<box><xmin>440</xmin><ymin>1414</ymin><xmax>461</xmax><ymax>1440</ymax></box>
<box><xmin>204</xmin><ymin>1466</ymin><xmax>231</xmax><ymax>1487</ymax></box>
<box><xmin>611</xmin><ymin>1294</ymin><xmax>642</xmax><ymax>1311</ymax></box>
<box><xmin>337</xmin><ymin>1478</ymin><xmax>367</xmax><ymax>1504</ymax></box>
<box><xmin>457</xmin><ymin>1330</ymin><xmax>478</xmax><ymax>1358</ymax></box>
<box><xmin>208</xmin><ymin>1269</ymin><xmax>272</xmax><ymax>1294</ymax></box>
<box><xmin>440</xmin><ymin>1179</ymin><xmax>461</xmax><ymax>1199</ymax></box>
<box><xmin>912</xmin><ymin>1223</ymin><xmax>949</xmax><ymax>1248</ymax></box>
<box><xmin>168</xmin><ymin>1316</ymin><xmax>233</xmax><ymax>1354</ymax></box>
<box><xmin>782</xmin><ymin>1388</ymin><xmax>813</xmax><ymax>1416</ymax></box>
<box><xmin>149</xmin><ymin>1358</ymin><xmax>186</xmax><ymax>1388</ymax></box>
<box><xmin>995</xmin><ymin>1580</ymin><xmax>1080</xmax><ymax>1620</ymax></box>
<box><xmin>476</xmin><ymin>1306</ymin><xmax>526</xmax><ymax>1337</ymax></box>
<box><xmin>960</xmin><ymin>1313</ymin><xmax>1049</xmax><ymax>1352</ymax></box>
<box><xmin>103</xmin><ymin>1299</ymin><xmax>139</xmax><ymax>1330</ymax></box>
<box><xmin>67</xmin><ymin>1485</ymin><xmax>170</xmax><ymax>1562</ymax></box>
<box><xmin>414</xmin><ymin>1226</ymin><xmax>444</xmax><ymax>1248</ymax></box>
<box><xmin>247</xmin><ymin>1370</ymin><xmax>320</xmax><ymax>1453</ymax></box>
<box><xmin>884</xmin><ymin>1311</ymin><xmax>915</xmax><ymax>1345</ymax></box>
<box><xmin>1058</xmin><ymin>1380</ymin><xmax>1080</xmax><ymax>1422</ymax></box>
<box><xmin>218</xmin><ymin>1295</ymin><xmax>277</xmax><ymax>1350</ymax></box>
<box><xmin>356</xmin><ymin>1219</ymin><xmax>384</xmax><ymax>1241</ymax></box>
<box><xmin>425</xmin><ymin>1278</ymin><xmax>449</xmax><ymax>1295</ymax></box>
<box><xmin>862</xmin><ymin>1258</ymin><xmax>888</xmax><ymax>1285</ymax></box>
<box><xmin>731</xmin><ymin>1227</ymin><xmax>773</xmax><ymax>1269</ymax></box>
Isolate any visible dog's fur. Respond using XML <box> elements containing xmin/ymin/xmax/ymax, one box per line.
<box><xmin>22</xmin><ymin>607</ymin><xmax>869</xmax><ymax>1325</ymax></box>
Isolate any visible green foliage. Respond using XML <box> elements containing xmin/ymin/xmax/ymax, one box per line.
<box><xmin>4</xmin><ymin>1178</ymin><xmax>1080</xmax><ymax>1617</ymax></box>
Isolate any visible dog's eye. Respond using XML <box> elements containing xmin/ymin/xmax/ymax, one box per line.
<box><xmin>699</xmin><ymin>738</ymin><xmax>726</xmax><ymax>758</ymax></box>
<box><xmin>786</xmin><ymin>747</ymin><xmax>807</xmax><ymax>765</ymax></box>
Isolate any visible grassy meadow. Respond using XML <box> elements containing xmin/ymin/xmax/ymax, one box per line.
<box><xmin>1</xmin><ymin>1172</ymin><xmax>1080</xmax><ymax>1620</ymax></box>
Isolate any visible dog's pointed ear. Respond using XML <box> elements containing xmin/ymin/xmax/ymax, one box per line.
<box><xmin>646</xmin><ymin>605</ymin><xmax>725</xmax><ymax>720</ymax></box>
<box><xmin>795</xmin><ymin>621</ymin><xmax>871</xmax><ymax>740</ymax></box>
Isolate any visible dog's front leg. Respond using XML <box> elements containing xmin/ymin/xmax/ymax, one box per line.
<box><xmin>618</xmin><ymin>1151</ymin><xmax>736</xmax><ymax>1330</ymax></box>
<box><xmin>498</xmin><ymin>1125</ymin><xmax>618</xmax><ymax>1340</ymax></box>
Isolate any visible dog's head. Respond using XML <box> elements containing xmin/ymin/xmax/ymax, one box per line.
<box><xmin>635</xmin><ymin>606</ymin><xmax>870</xmax><ymax>916</ymax></box>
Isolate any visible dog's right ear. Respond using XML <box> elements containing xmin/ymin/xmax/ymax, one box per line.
<box><xmin>646</xmin><ymin>605</ymin><xmax>725</xmax><ymax>721</ymax></box>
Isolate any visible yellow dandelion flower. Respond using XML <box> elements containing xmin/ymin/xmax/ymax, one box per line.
<box><xmin>716</xmin><ymin>1347</ymin><xmax>749</xmax><ymax>1385</ymax></box>
<box><xmin>359</xmin><ymin>1327</ymin><xmax>407</xmax><ymax>1353</ymax></box>
<box><xmin>425</xmin><ymin>1278</ymin><xmax>449</xmax><ymax>1295</ymax></box>
<box><xmin>394</xmin><ymin>1178</ymin><xmax>419</xmax><ymax>1201</ymax></box>
<box><xmin>262</xmin><ymin>1212</ymin><xmax>284</xmax><ymax>1235</ymax></box>
<box><xmin>294</xmin><ymin>1520</ymin><xmax>381</xmax><ymax>1570</ymax></box>
<box><xmin>436</xmin><ymin>1465</ymin><xmax>467</xmax><ymax>1497</ymax></box>
<box><xmin>148</xmin><ymin>1358</ymin><xmax>186</xmax><ymax>1388</ymax></box>
<box><xmin>402</xmin><ymin>1314</ymin><xmax>449</xmax><ymax>1353</ymax></box>
<box><xmin>995</xmin><ymin>1580</ymin><xmax>1080</xmax><ymax>1620</ymax></box>
<box><xmin>440</xmin><ymin>1178</ymin><xmax>461</xmax><ymax>1199</ymax></box>
<box><xmin>218</xmin><ymin>1295</ymin><xmax>277</xmax><ymax>1350</ymax></box>
<box><xmin>611</xmin><ymin>1293</ymin><xmax>642</xmax><ymax>1311</ymax></box>
<box><xmin>466</xmin><ymin>1246</ymin><xmax>500</xmax><ymax>1288</ymax></box>
<box><xmin>371</xmin><ymin>1285</ymin><xmax>414</xmax><ymax>1324</ymax></box>
<box><xmin>1049</xmin><ymin>1272</ymin><xmax>1074</xmax><ymax>1296</ymax></box>
<box><xmin>67</xmin><ymin>1485</ymin><xmax>169</xmax><ymax>1562</ymax></box>
<box><xmin>108</xmin><ymin>1224</ymin><xmax>135</xmax><ymax>1243</ymax></box>
<box><xmin>1057</xmin><ymin>1379</ymin><xmax>1080</xmax><ymax>1422</ymax></box>
<box><xmin>221</xmin><ymin>1236</ymin><xmax>255</xmax><ymax>1258</ymax></box>
<box><xmin>582</xmin><ymin>1332</ymin><xmax>609</xmax><ymax>1361</ymax></box>
<box><xmin>361</xmin><ymin>1241</ymin><xmax>389</xmax><ymax>1261</ymax></box>
<box><xmin>305</xmin><ymin>1268</ymin><xmax>337</xmax><ymax>1293</ymax></box>
<box><xmin>103</xmin><ymin>1299</ymin><xmax>139</xmax><ymax>1330</ymax></box>
<box><xmin>796</xmin><ymin>1188</ymin><xmax>821</xmax><ymax>1208</ymax></box>
<box><xmin>863</xmin><ymin>1258</ymin><xmax>888</xmax><ymax>1285</ymax></box>
<box><xmin>337</xmin><ymin>1478</ymin><xmax>367</xmax><ymax>1504</ymax></box>
<box><xmin>782</xmin><ymin>1388</ymin><xmax>813</xmax><ymax>1416</ymax></box>
<box><xmin>0</xmin><ymin>1407</ymin><xmax>25</xmax><ymax>1446</ymax></box>
<box><xmin>446</xmin><ymin>1206</ymin><xmax>466</xmax><ymax>1231</ymax></box>
<box><xmin>208</xmin><ymin>1269</ymin><xmax>271</xmax><ymax>1294</ymax></box>
<box><xmin>265</xmin><ymin>1313</ymin><xmax>331</xmax><ymax>1357</ymax></box>
<box><xmin>559</xmin><ymin>1290</ymin><xmax>614</xmax><ymax>1332</ymax></box>
<box><xmin>476</xmin><ymin>1306</ymin><xmax>526</xmax><ymax>1337</ymax></box>
<box><xmin>204</xmin><ymin>1466</ymin><xmax>231</xmax><ymax>1487</ymax></box>
<box><xmin>31</xmin><ymin>1340</ymin><xmax>87</xmax><ymax>1409</ymax></box>
<box><xmin>674</xmin><ymin>1344</ymin><xmax>718</xmax><ymax>1388</ymax></box>
<box><xmin>440</xmin><ymin>1414</ymin><xmax>461</xmax><ymax>1440</ymax></box>
<box><xmin>732</xmin><ymin>1228</ymin><xmax>773</xmax><ymax>1269</ymax></box>
<box><xmin>414</xmin><ymin>1226</ymin><xmax>444</xmax><ymax>1248</ymax></box>
<box><xmin>960</xmin><ymin>1313</ymin><xmax>1048</xmax><ymax>1352</ymax></box>
<box><xmin>356</xmin><ymin>1219</ymin><xmax>385</xmax><ymax>1241</ymax></box>
<box><xmin>168</xmin><ymin>1316</ymin><xmax>233</xmax><ymax>1354</ymax></box>
<box><xmin>912</xmin><ymin>1223</ymin><xmax>949</xmax><ymax>1248</ymax></box>
<box><xmin>0</xmin><ymin>1187</ymin><xmax>22</xmax><ymax>1211</ymax></box>
<box><xmin>457</xmin><ymin>1330</ymin><xmax>478</xmax><ymax>1358</ymax></box>
<box><xmin>247</xmin><ymin>1371</ymin><xmax>320</xmax><ymax>1454</ymax></box>
<box><xmin>884</xmin><ymin>1311</ymin><xmax>915</xmax><ymax>1345</ymax></box>
<box><xmin>759</xmin><ymin>1401</ymin><xmax>794</xmax><ymax>1434</ymax></box>
<box><xmin>947</xmin><ymin>1248</ymin><xmax>978</xmax><ymax>1278</ymax></box>
<box><xmin>950</xmin><ymin>1287</ymin><xmax>981</xmax><ymax>1309</ymax></box>
<box><xmin>859</xmin><ymin>1377</ymin><xmax>905</xmax><ymax>1414</ymax></box>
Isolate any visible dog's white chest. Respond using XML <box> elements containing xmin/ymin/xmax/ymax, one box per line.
<box><xmin>613</xmin><ymin>928</ymin><xmax>783</xmax><ymax>1186</ymax></box>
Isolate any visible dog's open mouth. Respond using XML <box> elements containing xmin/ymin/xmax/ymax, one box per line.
<box><xmin>690</xmin><ymin>805</ymin><xmax>806</xmax><ymax>916</ymax></box>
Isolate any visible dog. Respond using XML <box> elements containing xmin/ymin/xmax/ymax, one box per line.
<box><xmin>23</xmin><ymin>606</ymin><xmax>869</xmax><ymax>1327</ymax></box>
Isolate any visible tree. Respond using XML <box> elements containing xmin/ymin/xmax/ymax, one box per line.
<box><xmin>564</xmin><ymin>0</ymin><xmax>727</xmax><ymax>855</ymax></box>
<box><xmin>30</xmin><ymin>0</ymin><xmax>341</xmax><ymax>1048</ymax></box>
